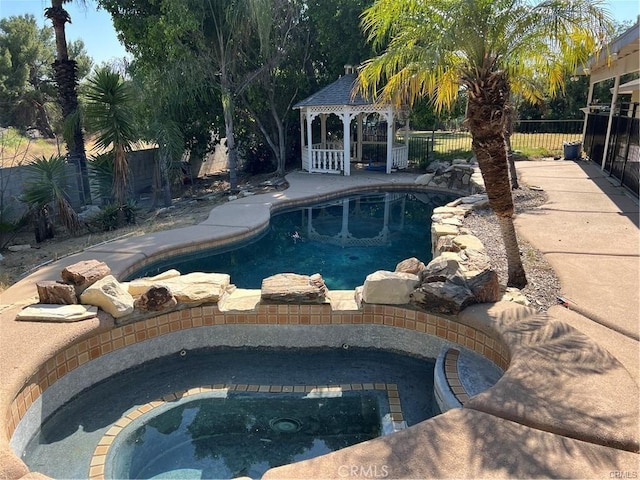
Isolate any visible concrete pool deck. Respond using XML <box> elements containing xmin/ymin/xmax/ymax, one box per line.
<box><xmin>1</xmin><ymin>160</ymin><xmax>639</xmax><ymax>478</ymax></box>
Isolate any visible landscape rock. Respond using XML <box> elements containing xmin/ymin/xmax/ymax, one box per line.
<box><xmin>261</xmin><ymin>273</ymin><xmax>327</xmax><ymax>303</ymax></box>
<box><xmin>36</xmin><ymin>281</ymin><xmax>78</xmax><ymax>305</ymax></box>
<box><xmin>466</xmin><ymin>270</ymin><xmax>500</xmax><ymax>303</ymax></box>
<box><xmin>395</xmin><ymin>257</ymin><xmax>426</xmax><ymax>274</ymax></box>
<box><xmin>420</xmin><ymin>257</ymin><xmax>463</xmax><ymax>283</ymax></box>
<box><xmin>414</xmin><ymin>173</ymin><xmax>434</xmax><ymax>185</ymax></box>
<box><xmin>78</xmin><ymin>205</ymin><xmax>103</xmax><ymax>222</ymax></box>
<box><xmin>129</xmin><ymin>272</ymin><xmax>230</xmax><ymax>303</ymax></box>
<box><xmin>134</xmin><ymin>285</ymin><xmax>177</xmax><ymax>311</ymax></box>
<box><xmin>452</xmin><ymin>234</ymin><xmax>485</xmax><ymax>252</ymax></box>
<box><xmin>61</xmin><ymin>260</ymin><xmax>111</xmax><ymax>293</ymax></box>
<box><xmin>362</xmin><ymin>270</ymin><xmax>419</xmax><ymax>305</ymax></box>
<box><xmin>80</xmin><ymin>275</ymin><xmax>134</xmax><ymax>318</ymax></box>
<box><xmin>7</xmin><ymin>244</ymin><xmax>31</xmax><ymax>252</ymax></box>
<box><xmin>15</xmin><ymin>304</ymin><xmax>98</xmax><ymax>322</ymax></box>
<box><xmin>501</xmin><ymin>286</ymin><xmax>531</xmax><ymax>306</ymax></box>
<box><xmin>410</xmin><ymin>280</ymin><xmax>475</xmax><ymax>314</ymax></box>
<box><xmin>458</xmin><ymin>248</ymin><xmax>492</xmax><ymax>272</ymax></box>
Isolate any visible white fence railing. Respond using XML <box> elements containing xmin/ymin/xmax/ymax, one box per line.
<box><xmin>301</xmin><ymin>143</ymin><xmax>408</xmax><ymax>174</ymax></box>
<box><xmin>392</xmin><ymin>144</ymin><xmax>409</xmax><ymax>170</ymax></box>
<box><xmin>302</xmin><ymin>144</ymin><xmax>345</xmax><ymax>174</ymax></box>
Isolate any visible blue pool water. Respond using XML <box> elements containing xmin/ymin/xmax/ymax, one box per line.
<box><xmin>22</xmin><ymin>348</ymin><xmax>438</xmax><ymax>479</ymax></box>
<box><xmin>130</xmin><ymin>191</ymin><xmax>455</xmax><ymax>289</ymax></box>
<box><xmin>109</xmin><ymin>394</ymin><xmax>382</xmax><ymax>479</ymax></box>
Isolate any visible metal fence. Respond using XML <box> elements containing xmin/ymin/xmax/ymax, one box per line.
<box><xmin>402</xmin><ymin>119</ymin><xmax>585</xmax><ymax>166</ymax></box>
<box><xmin>584</xmin><ymin>103</ymin><xmax>639</xmax><ymax>196</ymax></box>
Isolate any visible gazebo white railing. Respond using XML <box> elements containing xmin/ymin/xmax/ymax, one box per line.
<box><xmin>301</xmin><ymin>142</ymin><xmax>345</xmax><ymax>174</ymax></box>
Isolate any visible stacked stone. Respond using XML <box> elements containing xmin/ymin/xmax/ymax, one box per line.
<box><xmin>17</xmin><ymin>260</ymin><xmax>233</xmax><ymax>323</ymax></box>
<box><xmin>359</xmin><ymin>190</ymin><xmax>529</xmax><ymax>315</ymax></box>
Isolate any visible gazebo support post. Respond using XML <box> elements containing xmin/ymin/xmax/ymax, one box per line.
<box><xmin>386</xmin><ymin>109</ymin><xmax>393</xmax><ymax>174</ymax></box>
<box><xmin>357</xmin><ymin>113</ymin><xmax>363</xmax><ymax>163</ymax></box>
<box><xmin>320</xmin><ymin>114</ymin><xmax>327</xmax><ymax>148</ymax></box>
<box><xmin>306</xmin><ymin>111</ymin><xmax>313</xmax><ymax>171</ymax></box>
<box><xmin>342</xmin><ymin>111</ymin><xmax>351</xmax><ymax>175</ymax></box>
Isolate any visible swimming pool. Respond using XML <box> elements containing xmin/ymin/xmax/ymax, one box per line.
<box><xmin>21</xmin><ymin>348</ymin><xmax>439</xmax><ymax>479</ymax></box>
<box><xmin>129</xmin><ymin>191</ymin><xmax>456</xmax><ymax>289</ymax></box>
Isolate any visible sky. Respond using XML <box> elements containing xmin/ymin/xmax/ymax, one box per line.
<box><xmin>0</xmin><ymin>0</ymin><xmax>639</xmax><ymax>66</ymax></box>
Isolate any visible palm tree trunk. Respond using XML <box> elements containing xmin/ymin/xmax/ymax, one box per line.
<box><xmin>467</xmin><ymin>72</ymin><xmax>527</xmax><ymax>288</ymax></box>
<box><xmin>504</xmin><ymin>96</ymin><xmax>519</xmax><ymax>189</ymax></box>
<box><xmin>46</xmin><ymin>1</ymin><xmax>91</xmax><ymax>205</ymax></box>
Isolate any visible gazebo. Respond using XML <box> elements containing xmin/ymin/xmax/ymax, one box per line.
<box><xmin>294</xmin><ymin>66</ymin><xmax>409</xmax><ymax>175</ymax></box>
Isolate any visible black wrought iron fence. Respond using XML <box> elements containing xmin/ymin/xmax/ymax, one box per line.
<box><xmin>402</xmin><ymin>119</ymin><xmax>585</xmax><ymax>165</ymax></box>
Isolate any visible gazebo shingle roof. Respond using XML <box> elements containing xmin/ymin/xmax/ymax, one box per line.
<box><xmin>294</xmin><ymin>73</ymin><xmax>371</xmax><ymax>108</ymax></box>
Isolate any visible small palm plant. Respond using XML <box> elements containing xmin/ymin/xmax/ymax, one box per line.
<box><xmin>21</xmin><ymin>154</ymin><xmax>83</xmax><ymax>241</ymax></box>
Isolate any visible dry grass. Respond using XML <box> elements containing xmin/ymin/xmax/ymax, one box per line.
<box><xmin>0</xmin><ymin>128</ymin><xmax>154</xmax><ymax>167</ymax></box>
<box><xmin>0</xmin><ymin>129</ymin><xmax>99</xmax><ymax>168</ymax></box>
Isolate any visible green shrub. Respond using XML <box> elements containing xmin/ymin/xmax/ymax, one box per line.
<box><xmin>88</xmin><ymin>200</ymin><xmax>138</xmax><ymax>232</ymax></box>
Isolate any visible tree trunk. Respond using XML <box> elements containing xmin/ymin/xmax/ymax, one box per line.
<box><xmin>112</xmin><ymin>144</ymin><xmax>129</xmax><ymax>207</ymax></box>
<box><xmin>47</xmin><ymin>1</ymin><xmax>91</xmax><ymax>205</ymax></box>
<box><xmin>221</xmin><ymin>85</ymin><xmax>238</xmax><ymax>193</ymax></box>
<box><xmin>466</xmin><ymin>71</ymin><xmax>527</xmax><ymax>288</ymax></box>
<box><xmin>504</xmin><ymin>97</ymin><xmax>519</xmax><ymax>189</ymax></box>
<box><xmin>32</xmin><ymin>100</ymin><xmax>55</xmax><ymax>138</ymax></box>
<box><xmin>273</xmin><ymin>102</ymin><xmax>286</xmax><ymax>177</ymax></box>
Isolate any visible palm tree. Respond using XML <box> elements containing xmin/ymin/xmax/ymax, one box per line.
<box><xmin>45</xmin><ymin>0</ymin><xmax>91</xmax><ymax>204</ymax></box>
<box><xmin>357</xmin><ymin>0</ymin><xmax>612</xmax><ymax>288</ymax></box>
<box><xmin>21</xmin><ymin>154</ymin><xmax>83</xmax><ymax>241</ymax></box>
<box><xmin>83</xmin><ymin>67</ymin><xmax>137</xmax><ymax>209</ymax></box>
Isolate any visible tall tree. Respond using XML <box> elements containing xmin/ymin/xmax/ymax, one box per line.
<box><xmin>238</xmin><ymin>0</ymin><xmax>307</xmax><ymax>176</ymax></box>
<box><xmin>101</xmin><ymin>0</ymin><xmax>290</xmax><ymax>192</ymax></box>
<box><xmin>45</xmin><ymin>0</ymin><xmax>91</xmax><ymax>204</ymax></box>
<box><xmin>357</xmin><ymin>0</ymin><xmax>612</xmax><ymax>288</ymax></box>
<box><xmin>84</xmin><ymin>67</ymin><xmax>137</xmax><ymax>209</ymax></box>
<box><xmin>0</xmin><ymin>15</ymin><xmax>92</xmax><ymax>138</ymax></box>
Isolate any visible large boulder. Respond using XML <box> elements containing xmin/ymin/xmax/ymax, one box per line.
<box><xmin>395</xmin><ymin>257</ymin><xmax>426</xmax><ymax>275</ymax></box>
<box><xmin>61</xmin><ymin>260</ymin><xmax>111</xmax><ymax>294</ymax></box>
<box><xmin>410</xmin><ymin>279</ymin><xmax>475</xmax><ymax>314</ymax></box>
<box><xmin>134</xmin><ymin>285</ymin><xmax>177</xmax><ymax>311</ymax></box>
<box><xmin>129</xmin><ymin>272</ymin><xmax>230</xmax><ymax>304</ymax></box>
<box><xmin>420</xmin><ymin>257</ymin><xmax>463</xmax><ymax>283</ymax></box>
<box><xmin>36</xmin><ymin>281</ymin><xmax>77</xmax><ymax>305</ymax></box>
<box><xmin>362</xmin><ymin>270</ymin><xmax>419</xmax><ymax>305</ymax></box>
<box><xmin>261</xmin><ymin>273</ymin><xmax>327</xmax><ymax>303</ymax></box>
<box><xmin>466</xmin><ymin>269</ymin><xmax>500</xmax><ymax>303</ymax></box>
<box><xmin>80</xmin><ymin>275</ymin><xmax>134</xmax><ymax>318</ymax></box>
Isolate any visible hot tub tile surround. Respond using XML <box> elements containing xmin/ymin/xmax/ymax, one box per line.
<box><xmin>4</xmin><ymin>302</ymin><xmax>510</xmax><ymax>441</ymax></box>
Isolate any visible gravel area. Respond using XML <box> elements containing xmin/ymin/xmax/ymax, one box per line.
<box><xmin>462</xmin><ymin>187</ymin><xmax>561</xmax><ymax>312</ymax></box>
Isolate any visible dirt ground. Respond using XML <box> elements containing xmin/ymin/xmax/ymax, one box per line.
<box><xmin>0</xmin><ymin>172</ymin><xmax>287</xmax><ymax>291</ymax></box>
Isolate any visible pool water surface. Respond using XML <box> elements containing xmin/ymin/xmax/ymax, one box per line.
<box><xmin>109</xmin><ymin>394</ymin><xmax>382</xmax><ymax>479</ymax></box>
<box><xmin>22</xmin><ymin>348</ymin><xmax>438</xmax><ymax>479</ymax></box>
<box><xmin>130</xmin><ymin>191</ymin><xmax>455</xmax><ymax>289</ymax></box>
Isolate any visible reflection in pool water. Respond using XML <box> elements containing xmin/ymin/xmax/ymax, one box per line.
<box><xmin>130</xmin><ymin>191</ymin><xmax>455</xmax><ymax>289</ymax></box>
<box><xmin>109</xmin><ymin>394</ymin><xmax>382</xmax><ymax>479</ymax></box>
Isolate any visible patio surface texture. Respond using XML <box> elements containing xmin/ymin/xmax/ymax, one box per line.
<box><xmin>0</xmin><ymin>159</ymin><xmax>638</xmax><ymax>479</ymax></box>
